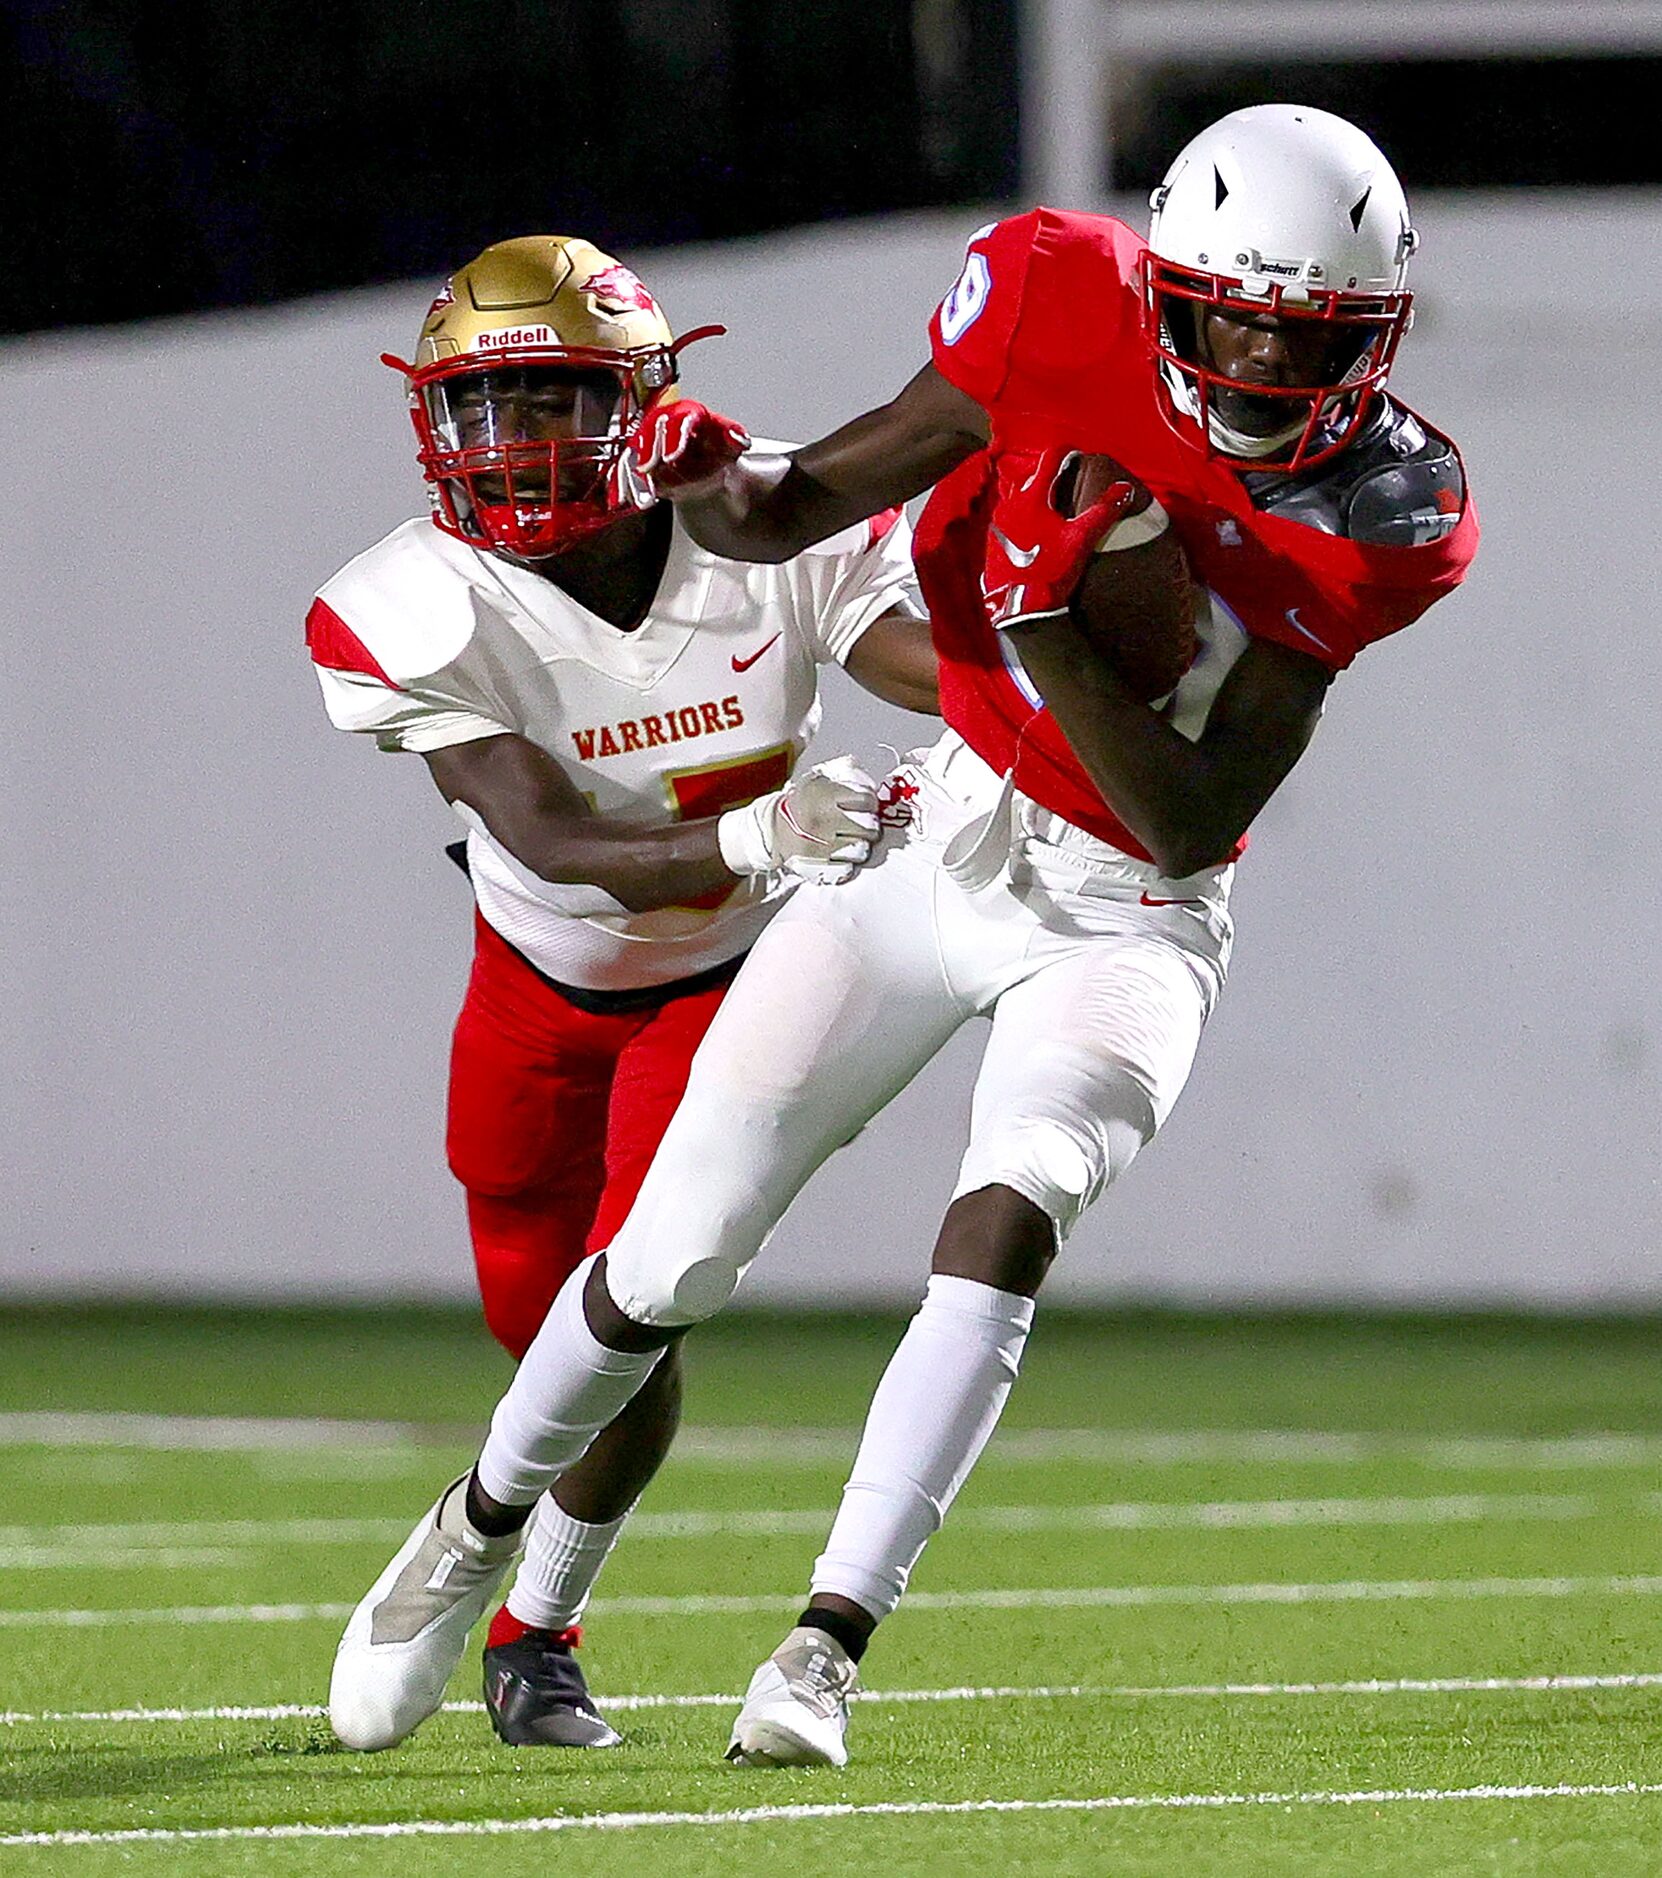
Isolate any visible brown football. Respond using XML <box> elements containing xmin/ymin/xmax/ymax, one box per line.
<box><xmin>1065</xmin><ymin>454</ymin><xmax>1198</xmax><ymax>703</ymax></box>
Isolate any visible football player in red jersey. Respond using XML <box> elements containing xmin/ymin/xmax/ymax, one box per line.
<box><xmin>310</xmin><ymin>236</ymin><xmax>939</xmax><ymax>1752</ymax></box>
<box><xmin>331</xmin><ymin>109</ymin><xmax>1477</xmax><ymax>1767</ymax></box>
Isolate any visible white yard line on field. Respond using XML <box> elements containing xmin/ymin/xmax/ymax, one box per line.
<box><xmin>592</xmin><ymin>1575</ymin><xmax>1662</xmax><ymax>1618</ymax></box>
<box><xmin>0</xmin><ymin>1602</ymin><xmax>357</xmax><ymax>1629</ymax></box>
<box><xmin>677</xmin><ymin>1428</ymin><xmax>1662</xmax><ymax>1470</ymax></box>
<box><xmin>9</xmin><ymin>1414</ymin><xmax>1662</xmax><ymax>1469</ymax></box>
<box><xmin>6</xmin><ymin>1670</ymin><xmax>1662</xmax><ymax>1728</ymax></box>
<box><xmin>0</xmin><ymin>1414</ymin><xmax>442</xmax><ymax>1452</ymax></box>
<box><xmin>0</xmin><ymin>1519</ymin><xmax>415</xmax><ymax>1565</ymax></box>
<box><xmin>0</xmin><ymin>1547</ymin><xmax>242</xmax><ymax>1571</ymax></box>
<box><xmin>0</xmin><ymin>1491</ymin><xmax>1609</xmax><ymax>1569</ymax></box>
<box><xmin>10</xmin><ymin>1572</ymin><xmax>1662</xmax><ymax>1629</ymax></box>
<box><xmin>10</xmin><ymin>1782</ymin><xmax>1662</xmax><ymax>1848</ymax></box>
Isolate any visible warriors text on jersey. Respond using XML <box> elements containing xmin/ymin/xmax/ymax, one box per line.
<box><xmin>308</xmin><ymin>482</ymin><xmax>919</xmax><ymax>991</ymax></box>
<box><xmin>920</xmin><ymin>208</ymin><xmax>1479</xmax><ymax>862</ymax></box>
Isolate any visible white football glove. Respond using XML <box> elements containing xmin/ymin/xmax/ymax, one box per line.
<box><xmin>717</xmin><ymin>757</ymin><xmax>881</xmax><ymax>884</ymax></box>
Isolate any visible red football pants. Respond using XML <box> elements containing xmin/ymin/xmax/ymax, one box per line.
<box><xmin>446</xmin><ymin>914</ymin><xmax>731</xmax><ymax>1359</ymax></box>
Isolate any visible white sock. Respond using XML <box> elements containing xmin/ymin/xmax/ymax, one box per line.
<box><xmin>475</xmin><ymin>1253</ymin><xmax>662</xmax><ymax>1506</ymax></box>
<box><xmin>810</xmin><ymin>1273</ymin><xmax>1035</xmax><ymax>1619</ymax></box>
<box><xmin>506</xmin><ymin>1494</ymin><xmax>632</xmax><ymax>1630</ymax></box>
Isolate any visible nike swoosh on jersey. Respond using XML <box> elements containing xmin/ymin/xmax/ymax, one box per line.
<box><xmin>1140</xmin><ymin>891</ymin><xmax>1201</xmax><ymax>907</ymax></box>
<box><xmin>731</xmin><ymin>633</ymin><xmax>782</xmax><ymax>673</ymax></box>
<box><xmin>1281</xmin><ymin>606</ymin><xmax>1332</xmax><ymax>653</ymax></box>
<box><xmin>989</xmin><ymin>526</ymin><xmax>1041</xmax><ymax>569</ymax></box>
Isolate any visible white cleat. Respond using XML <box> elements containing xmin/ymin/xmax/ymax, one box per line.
<box><xmin>329</xmin><ymin>1473</ymin><xmax>524</xmax><ymax>1751</ymax></box>
<box><xmin>725</xmin><ymin>1625</ymin><xmax>860</xmax><ymax>1768</ymax></box>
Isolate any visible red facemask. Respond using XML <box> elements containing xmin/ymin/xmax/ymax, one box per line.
<box><xmin>384</xmin><ymin>325</ymin><xmax>725</xmax><ymax>558</ymax></box>
<box><xmin>384</xmin><ymin>347</ymin><xmax>654</xmax><ymax>558</ymax></box>
<box><xmin>1141</xmin><ymin>252</ymin><xmax>1412</xmax><ymax>472</ymax></box>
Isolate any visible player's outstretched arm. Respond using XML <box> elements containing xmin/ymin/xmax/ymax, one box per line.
<box><xmin>635</xmin><ymin>365</ymin><xmax>989</xmax><ymax>564</ymax></box>
<box><xmin>1009</xmin><ymin>626</ymin><xmax>1332</xmax><ymax>879</ymax></box>
<box><xmin>425</xmin><ymin>735</ymin><xmax>880</xmax><ymax>910</ymax></box>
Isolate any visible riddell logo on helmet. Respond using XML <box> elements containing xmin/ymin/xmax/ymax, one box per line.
<box><xmin>580</xmin><ymin>265</ymin><xmax>659</xmax><ymax>316</ymax></box>
<box><xmin>476</xmin><ymin>325</ymin><xmax>560</xmax><ymax>351</ymax></box>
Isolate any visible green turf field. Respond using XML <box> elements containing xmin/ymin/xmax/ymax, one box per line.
<box><xmin>4</xmin><ymin>1306</ymin><xmax>1662</xmax><ymax>1874</ymax></box>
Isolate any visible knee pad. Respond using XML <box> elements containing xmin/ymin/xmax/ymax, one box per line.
<box><xmin>467</xmin><ymin>1193</ymin><xmax>591</xmax><ymax>1359</ymax></box>
<box><xmin>476</xmin><ymin>1273</ymin><xmax>550</xmax><ymax>1363</ymax></box>
<box><xmin>601</xmin><ymin>1126</ymin><xmax>778</xmax><ymax>1326</ymax></box>
<box><xmin>446</xmin><ymin>1046</ymin><xmax>576</xmax><ymax>1198</ymax></box>
<box><xmin>954</xmin><ymin>1072</ymin><xmax>1154</xmax><ymax>1240</ymax></box>
<box><xmin>468</xmin><ymin>1212</ymin><xmax>562</xmax><ymax>1360</ymax></box>
<box><xmin>603</xmin><ymin>1239</ymin><xmax>751</xmax><ymax>1329</ymax></box>
<box><xmin>592</xmin><ymin>1088</ymin><xmax>801</xmax><ymax>1329</ymax></box>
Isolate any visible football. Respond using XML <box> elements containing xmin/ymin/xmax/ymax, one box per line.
<box><xmin>1065</xmin><ymin>453</ymin><xmax>1198</xmax><ymax>703</ymax></box>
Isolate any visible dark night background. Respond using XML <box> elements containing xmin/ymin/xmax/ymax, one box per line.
<box><xmin>8</xmin><ymin>0</ymin><xmax>1654</xmax><ymax>334</ymax></box>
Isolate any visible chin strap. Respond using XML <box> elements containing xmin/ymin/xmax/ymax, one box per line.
<box><xmin>1205</xmin><ymin>409</ymin><xmax>1309</xmax><ymax>461</ymax></box>
<box><xmin>611</xmin><ymin>443</ymin><xmax>658</xmax><ymax>514</ymax></box>
<box><xmin>1161</xmin><ymin>359</ymin><xmax>1307</xmax><ymax>460</ymax></box>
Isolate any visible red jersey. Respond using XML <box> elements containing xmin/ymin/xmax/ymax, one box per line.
<box><xmin>917</xmin><ymin>209</ymin><xmax>1479</xmax><ymax>860</ymax></box>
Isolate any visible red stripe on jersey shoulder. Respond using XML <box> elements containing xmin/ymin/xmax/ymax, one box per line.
<box><xmin>866</xmin><ymin>506</ymin><xmax>903</xmax><ymax>548</ymax></box>
<box><xmin>306</xmin><ymin>597</ymin><xmax>397</xmax><ymax>688</ymax></box>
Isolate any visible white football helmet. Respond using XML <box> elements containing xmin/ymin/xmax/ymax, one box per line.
<box><xmin>1143</xmin><ymin>105</ymin><xmax>1417</xmax><ymax>469</ymax></box>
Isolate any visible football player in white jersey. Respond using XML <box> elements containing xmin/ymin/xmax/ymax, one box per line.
<box><xmin>310</xmin><ymin>236</ymin><xmax>936</xmax><ymax>1751</ymax></box>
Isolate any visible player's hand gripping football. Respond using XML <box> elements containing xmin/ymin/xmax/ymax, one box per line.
<box><xmin>982</xmin><ymin>447</ymin><xmax>1151</xmax><ymax>631</ymax></box>
<box><xmin>629</xmin><ymin>400</ymin><xmax>751</xmax><ymax>499</ymax></box>
<box><xmin>985</xmin><ymin>446</ymin><xmax>1198</xmax><ymax>702</ymax></box>
<box><xmin>716</xmin><ymin>757</ymin><xmax>882</xmax><ymax>885</ymax></box>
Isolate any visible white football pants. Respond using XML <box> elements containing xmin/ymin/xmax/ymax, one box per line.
<box><xmin>602</xmin><ymin>731</ymin><xmax>1233</xmax><ymax>1326</ymax></box>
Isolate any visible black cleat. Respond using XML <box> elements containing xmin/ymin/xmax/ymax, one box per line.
<box><xmin>483</xmin><ymin>1630</ymin><xmax>624</xmax><ymax>1748</ymax></box>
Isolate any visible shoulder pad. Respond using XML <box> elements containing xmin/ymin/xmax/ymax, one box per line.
<box><xmin>1345</xmin><ymin>444</ymin><xmax>1466</xmax><ymax>547</ymax></box>
<box><xmin>316</xmin><ymin>519</ymin><xmax>480</xmax><ymax>682</ymax></box>
<box><xmin>1246</xmin><ymin>403</ymin><xmax>1466</xmax><ymax>545</ymax></box>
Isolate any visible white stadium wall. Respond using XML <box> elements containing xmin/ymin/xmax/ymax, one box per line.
<box><xmin>5</xmin><ymin>193</ymin><xmax>1660</xmax><ymax>1308</ymax></box>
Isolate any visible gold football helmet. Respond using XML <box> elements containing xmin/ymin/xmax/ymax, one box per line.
<box><xmin>383</xmin><ymin>236</ymin><xmax>722</xmax><ymax>558</ymax></box>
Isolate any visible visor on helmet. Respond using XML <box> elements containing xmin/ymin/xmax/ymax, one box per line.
<box><xmin>426</xmin><ymin>365</ymin><xmax>623</xmax><ymax>455</ymax></box>
<box><xmin>405</xmin><ymin>356</ymin><xmax>641</xmax><ymax>559</ymax></box>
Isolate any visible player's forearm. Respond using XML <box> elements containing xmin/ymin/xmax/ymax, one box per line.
<box><xmin>861</xmin><ymin>668</ymin><xmax>940</xmax><ymax>714</ymax></box>
<box><xmin>673</xmin><ymin>455</ymin><xmax>869</xmax><ymax>564</ymax></box>
<box><xmin>668</xmin><ymin>450</ymin><xmax>822</xmax><ymax>559</ymax></box>
<box><xmin>493</xmin><ymin>815</ymin><xmax>737</xmax><ymax>915</ymax></box>
<box><xmin>1007</xmin><ymin>623</ymin><xmax>1242</xmax><ymax>877</ymax></box>
<box><xmin>674</xmin><ymin>368</ymin><xmax>987</xmax><ymax>564</ymax></box>
<box><xmin>429</xmin><ymin>739</ymin><xmax>742</xmax><ymax>912</ymax></box>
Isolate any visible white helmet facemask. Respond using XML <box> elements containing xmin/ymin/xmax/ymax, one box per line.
<box><xmin>1142</xmin><ymin>104</ymin><xmax>1417</xmax><ymax>471</ymax></box>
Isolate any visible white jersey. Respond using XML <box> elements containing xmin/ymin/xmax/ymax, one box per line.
<box><xmin>308</xmin><ymin>485</ymin><xmax>921</xmax><ymax>991</ymax></box>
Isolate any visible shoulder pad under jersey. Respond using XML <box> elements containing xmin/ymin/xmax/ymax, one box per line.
<box><xmin>1244</xmin><ymin>402</ymin><xmax>1466</xmax><ymax>546</ymax></box>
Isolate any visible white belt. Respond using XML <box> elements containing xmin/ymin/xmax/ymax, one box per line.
<box><xmin>939</xmin><ymin>775</ymin><xmax>1229</xmax><ymax>906</ymax></box>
